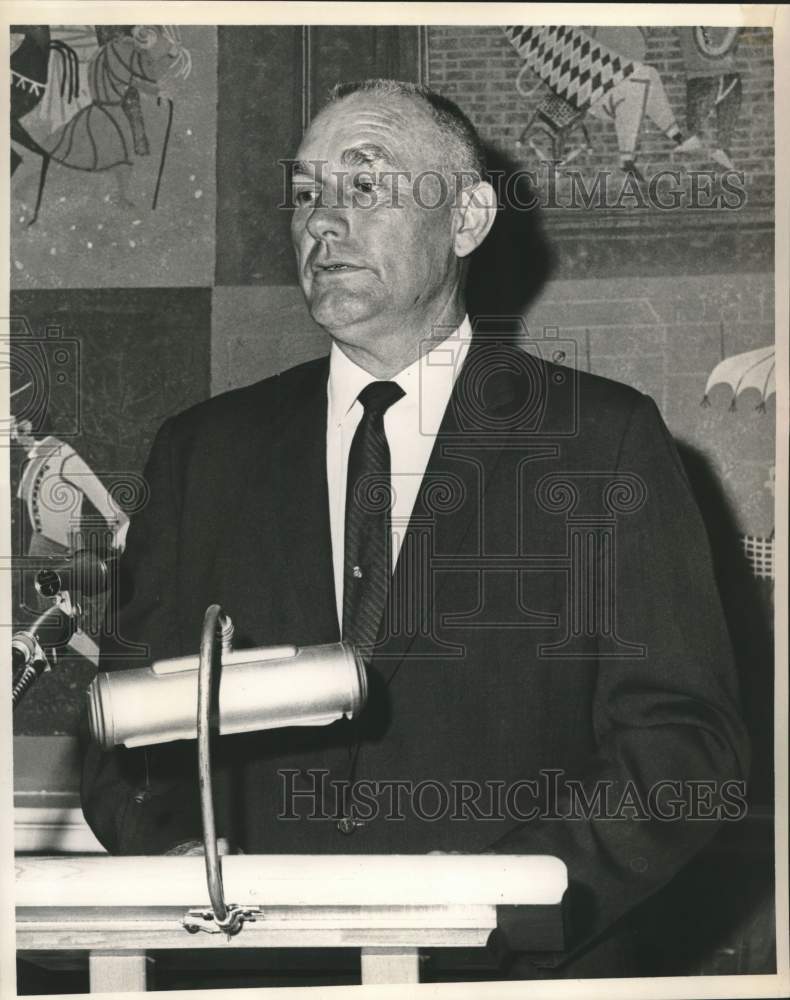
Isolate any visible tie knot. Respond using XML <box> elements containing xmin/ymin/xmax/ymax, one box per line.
<box><xmin>357</xmin><ymin>380</ymin><xmax>405</xmax><ymax>416</ymax></box>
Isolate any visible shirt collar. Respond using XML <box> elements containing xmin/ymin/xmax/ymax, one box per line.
<box><xmin>328</xmin><ymin>316</ymin><xmax>472</xmax><ymax>428</ymax></box>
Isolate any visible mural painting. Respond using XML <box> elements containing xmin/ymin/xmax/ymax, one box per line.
<box><xmin>503</xmin><ymin>25</ymin><xmax>744</xmax><ymax>178</ymax></box>
<box><xmin>10</xmin><ymin>24</ymin><xmax>216</xmax><ymax>288</ymax></box>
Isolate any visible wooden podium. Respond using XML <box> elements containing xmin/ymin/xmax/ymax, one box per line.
<box><xmin>16</xmin><ymin>854</ymin><xmax>567</xmax><ymax>990</ymax></box>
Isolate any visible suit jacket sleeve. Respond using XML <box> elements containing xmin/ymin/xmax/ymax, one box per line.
<box><xmin>487</xmin><ymin>392</ymin><xmax>750</xmax><ymax>967</ymax></box>
<box><xmin>81</xmin><ymin>416</ymin><xmax>204</xmax><ymax>854</ymax></box>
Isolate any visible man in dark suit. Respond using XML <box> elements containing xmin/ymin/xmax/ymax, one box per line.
<box><xmin>82</xmin><ymin>79</ymin><xmax>749</xmax><ymax>979</ymax></box>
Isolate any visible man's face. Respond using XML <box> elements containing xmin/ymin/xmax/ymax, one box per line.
<box><xmin>290</xmin><ymin>93</ymin><xmax>461</xmax><ymax>349</ymax></box>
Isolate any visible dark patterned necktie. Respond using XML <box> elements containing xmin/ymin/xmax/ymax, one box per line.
<box><xmin>342</xmin><ymin>380</ymin><xmax>405</xmax><ymax>658</ymax></box>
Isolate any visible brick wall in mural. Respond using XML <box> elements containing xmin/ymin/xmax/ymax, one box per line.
<box><xmin>429</xmin><ymin>25</ymin><xmax>773</xmax><ymax>204</ymax></box>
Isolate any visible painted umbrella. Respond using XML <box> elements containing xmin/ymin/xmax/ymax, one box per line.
<box><xmin>702</xmin><ymin>345</ymin><xmax>775</xmax><ymax>411</ymax></box>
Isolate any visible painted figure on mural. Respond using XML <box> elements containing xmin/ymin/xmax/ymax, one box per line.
<box><xmin>504</xmin><ymin>24</ymin><xmax>698</xmax><ymax>180</ymax></box>
<box><xmin>10</xmin><ymin>25</ymin><xmax>192</xmax><ymax>220</ymax></box>
<box><xmin>677</xmin><ymin>27</ymin><xmax>742</xmax><ymax>171</ymax></box>
<box><xmin>586</xmin><ymin>26</ymin><xmax>697</xmax><ymax>178</ymax></box>
<box><xmin>10</xmin><ymin>26</ymin><xmax>80</xmax><ymax>225</ymax></box>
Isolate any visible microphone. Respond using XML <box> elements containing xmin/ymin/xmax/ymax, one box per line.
<box><xmin>35</xmin><ymin>549</ymin><xmax>117</xmax><ymax>600</ymax></box>
<box><xmin>11</xmin><ymin>606</ymin><xmax>76</xmax><ymax>708</ymax></box>
<box><xmin>87</xmin><ymin>642</ymin><xmax>367</xmax><ymax>749</ymax></box>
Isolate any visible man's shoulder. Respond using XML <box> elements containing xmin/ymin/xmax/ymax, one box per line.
<box><xmin>554</xmin><ymin>359</ymin><xmax>656</xmax><ymax>449</ymax></box>
<box><xmin>501</xmin><ymin>347</ymin><xmax>649</xmax><ymax>440</ymax></box>
<box><xmin>471</xmin><ymin>338</ymin><xmax>646</xmax><ymax>421</ymax></box>
<box><xmin>566</xmin><ymin>361</ymin><xmax>646</xmax><ymax>417</ymax></box>
<box><xmin>166</xmin><ymin>354</ymin><xmax>330</xmax><ymax>441</ymax></box>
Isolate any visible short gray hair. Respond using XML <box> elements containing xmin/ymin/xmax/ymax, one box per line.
<box><xmin>328</xmin><ymin>78</ymin><xmax>487</xmax><ymax>181</ymax></box>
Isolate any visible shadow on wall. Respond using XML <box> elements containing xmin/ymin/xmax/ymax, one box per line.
<box><xmin>467</xmin><ymin>146</ymin><xmax>555</xmax><ymax>340</ymax></box>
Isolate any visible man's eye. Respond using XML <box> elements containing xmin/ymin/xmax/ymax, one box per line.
<box><xmin>353</xmin><ymin>177</ymin><xmax>376</xmax><ymax>194</ymax></box>
<box><xmin>293</xmin><ymin>189</ymin><xmax>317</xmax><ymax>207</ymax></box>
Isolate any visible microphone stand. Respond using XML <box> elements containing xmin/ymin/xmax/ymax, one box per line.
<box><xmin>183</xmin><ymin>605</ymin><xmax>263</xmax><ymax>939</ymax></box>
<box><xmin>11</xmin><ymin>548</ymin><xmax>113</xmax><ymax>710</ymax></box>
<box><xmin>12</xmin><ymin>604</ymin><xmax>75</xmax><ymax>709</ymax></box>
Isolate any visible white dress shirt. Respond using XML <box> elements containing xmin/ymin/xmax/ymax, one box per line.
<box><xmin>327</xmin><ymin>316</ymin><xmax>472</xmax><ymax>630</ymax></box>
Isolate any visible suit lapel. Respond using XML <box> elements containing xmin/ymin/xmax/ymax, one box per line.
<box><xmin>273</xmin><ymin>358</ymin><xmax>340</xmax><ymax>645</ymax></box>
<box><xmin>374</xmin><ymin>336</ymin><xmax>524</xmax><ymax>686</ymax></box>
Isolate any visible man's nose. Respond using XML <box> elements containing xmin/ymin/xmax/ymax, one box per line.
<box><xmin>305</xmin><ymin>203</ymin><xmax>349</xmax><ymax>242</ymax></box>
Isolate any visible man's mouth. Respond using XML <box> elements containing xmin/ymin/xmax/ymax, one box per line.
<box><xmin>314</xmin><ymin>263</ymin><xmax>361</xmax><ymax>273</ymax></box>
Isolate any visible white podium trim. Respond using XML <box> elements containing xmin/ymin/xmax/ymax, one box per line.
<box><xmin>16</xmin><ymin>853</ymin><xmax>567</xmax><ymax>908</ymax></box>
<box><xmin>16</xmin><ymin>854</ymin><xmax>566</xmax><ymax>989</ymax></box>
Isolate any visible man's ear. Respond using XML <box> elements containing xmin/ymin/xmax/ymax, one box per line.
<box><xmin>452</xmin><ymin>180</ymin><xmax>497</xmax><ymax>258</ymax></box>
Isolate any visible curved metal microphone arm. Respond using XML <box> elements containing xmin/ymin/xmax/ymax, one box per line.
<box><xmin>195</xmin><ymin>605</ymin><xmax>259</xmax><ymax>938</ymax></box>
